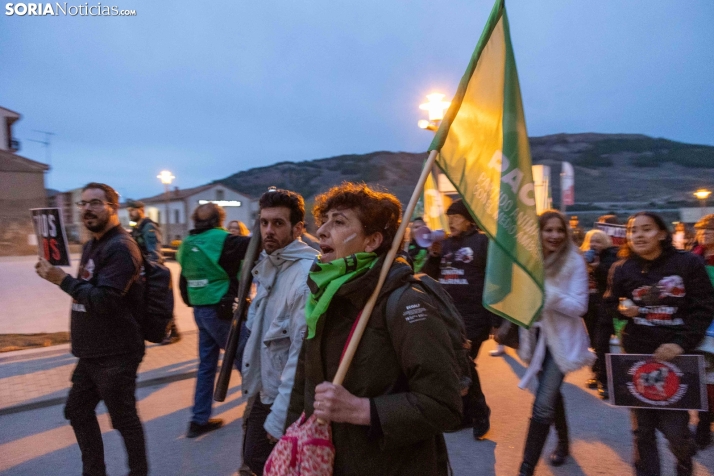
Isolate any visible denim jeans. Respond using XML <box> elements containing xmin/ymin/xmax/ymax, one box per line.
<box><xmin>532</xmin><ymin>349</ymin><xmax>566</xmax><ymax>425</ymax></box>
<box><xmin>631</xmin><ymin>408</ymin><xmax>694</xmax><ymax>476</ymax></box>
<box><xmin>64</xmin><ymin>352</ymin><xmax>147</xmax><ymax>476</ymax></box>
<box><xmin>192</xmin><ymin>305</ymin><xmax>233</xmax><ymax>425</ymax></box>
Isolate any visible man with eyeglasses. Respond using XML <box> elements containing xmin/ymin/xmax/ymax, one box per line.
<box><xmin>36</xmin><ymin>182</ymin><xmax>148</xmax><ymax>476</ymax></box>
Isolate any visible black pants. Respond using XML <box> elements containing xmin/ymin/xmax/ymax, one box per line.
<box><xmin>64</xmin><ymin>353</ymin><xmax>147</xmax><ymax>476</ymax></box>
<box><xmin>583</xmin><ymin>293</ymin><xmax>600</xmax><ymax>350</ymax></box>
<box><xmin>631</xmin><ymin>408</ymin><xmax>695</xmax><ymax>476</ymax></box>
<box><xmin>593</xmin><ymin>305</ymin><xmax>615</xmax><ymax>385</ymax></box>
<box><xmin>243</xmin><ymin>398</ymin><xmax>277</xmax><ymax>476</ymax></box>
<box><xmin>463</xmin><ymin>327</ymin><xmax>491</xmax><ymax>421</ymax></box>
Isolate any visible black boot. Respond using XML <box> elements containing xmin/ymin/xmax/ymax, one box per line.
<box><xmin>518</xmin><ymin>419</ymin><xmax>551</xmax><ymax>476</ymax></box>
<box><xmin>549</xmin><ymin>394</ymin><xmax>569</xmax><ymax>466</ymax></box>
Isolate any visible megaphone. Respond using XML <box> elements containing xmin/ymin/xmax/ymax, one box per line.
<box><xmin>414</xmin><ymin>226</ymin><xmax>446</xmax><ymax>248</ymax></box>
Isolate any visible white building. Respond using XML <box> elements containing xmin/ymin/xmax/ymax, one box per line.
<box><xmin>679</xmin><ymin>206</ymin><xmax>714</xmax><ymax>224</ymax></box>
<box><xmin>125</xmin><ymin>183</ymin><xmax>257</xmax><ymax>242</ymax></box>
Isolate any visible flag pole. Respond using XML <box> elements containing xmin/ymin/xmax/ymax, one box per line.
<box><xmin>214</xmin><ymin>218</ymin><xmax>262</xmax><ymax>402</ymax></box>
<box><xmin>332</xmin><ymin>149</ymin><xmax>439</xmax><ymax>386</ymax></box>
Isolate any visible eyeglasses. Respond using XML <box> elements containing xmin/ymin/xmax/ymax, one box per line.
<box><xmin>76</xmin><ymin>199</ymin><xmax>112</xmax><ymax>210</ymax></box>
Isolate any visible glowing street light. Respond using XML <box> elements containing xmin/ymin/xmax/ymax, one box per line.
<box><xmin>419</xmin><ymin>93</ymin><xmax>451</xmax><ymax>122</ymax></box>
<box><xmin>157</xmin><ymin>170</ymin><xmax>175</xmax><ymax>245</ymax></box>
<box><xmin>157</xmin><ymin>170</ymin><xmax>175</xmax><ymax>185</ymax></box>
<box><xmin>694</xmin><ymin>189</ymin><xmax>711</xmax><ymax>201</ymax></box>
<box><xmin>695</xmin><ymin>189</ymin><xmax>712</xmax><ymax>218</ymax></box>
<box><xmin>417</xmin><ymin>93</ymin><xmax>451</xmax><ymax>132</ymax></box>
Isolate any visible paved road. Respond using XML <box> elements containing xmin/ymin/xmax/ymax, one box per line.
<box><xmin>0</xmin><ymin>255</ymin><xmax>196</xmax><ymax>334</ymax></box>
<box><xmin>0</xmin><ymin>340</ymin><xmax>711</xmax><ymax>476</ymax></box>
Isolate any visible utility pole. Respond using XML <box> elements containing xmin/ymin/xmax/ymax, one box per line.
<box><xmin>28</xmin><ymin>130</ymin><xmax>56</xmax><ymax>188</ymax></box>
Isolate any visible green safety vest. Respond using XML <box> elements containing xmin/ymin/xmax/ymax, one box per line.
<box><xmin>177</xmin><ymin>228</ymin><xmax>230</xmax><ymax>306</ymax></box>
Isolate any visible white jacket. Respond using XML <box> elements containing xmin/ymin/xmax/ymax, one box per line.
<box><xmin>518</xmin><ymin>247</ymin><xmax>595</xmax><ymax>390</ymax></box>
<box><xmin>242</xmin><ymin>238</ymin><xmax>318</xmax><ymax>438</ymax></box>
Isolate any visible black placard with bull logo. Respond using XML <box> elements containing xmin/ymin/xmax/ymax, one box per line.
<box><xmin>31</xmin><ymin>208</ymin><xmax>71</xmax><ymax>266</ymax></box>
<box><xmin>606</xmin><ymin>354</ymin><xmax>708</xmax><ymax>411</ymax></box>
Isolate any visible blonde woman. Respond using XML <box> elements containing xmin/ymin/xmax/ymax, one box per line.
<box><xmin>517</xmin><ymin>210</ymin><xmax>594</xmax><ymax>475</ymax></box>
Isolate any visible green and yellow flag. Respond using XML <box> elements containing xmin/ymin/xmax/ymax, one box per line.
<box><xmin>430</xmin><ymin>0</ymin><xmax>543</xmax><ymax>328</ymax></box>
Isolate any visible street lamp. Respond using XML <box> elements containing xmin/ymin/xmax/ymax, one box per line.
<box><xmin>694</xmin><ymin>189</ymin><xmax>712</xmax><ymax>218</ymax></box>
<box><xmin>418</xmin><ymin>93</ymin><xmax>451</xmax><ymax>131</ymax></box>
<box><xmin>157</xmin><ymin>170</ymin><xmax>175</xmax><ymax>245</ymax></box>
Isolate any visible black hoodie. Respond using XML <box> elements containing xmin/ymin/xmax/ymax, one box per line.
<box><xmin>422</xmin><ymin>227</ymin><xmax>494</xmax><ymax>337</ymax></box>
<box><xmin>604</xmin><ymin>248</ymin><xmax>714</xmax><ymax>354</ymax></box>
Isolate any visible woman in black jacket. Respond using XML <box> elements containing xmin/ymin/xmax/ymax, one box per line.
<box><xmin>286</xmin><ymin>183</ymin><xmax>462</xmax><ymax>475</ymax></box>
<box><xmin>605</xmin><ymin>211</ymin><xmax>714</xmax><ymax>476</ymax></box>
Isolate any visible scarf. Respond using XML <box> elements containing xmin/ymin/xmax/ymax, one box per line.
<box><xmin>305</xmin><ymin>252</ymin><xmax>378</xmax><ymax>339</ymax></box>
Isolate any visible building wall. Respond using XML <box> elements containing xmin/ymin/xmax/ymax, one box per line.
<box><xmin>187</xmin><ymin>186</ymin><xmax>254</xmax><ymax>227</ymax></box>
<box><xmin>679</xmin><ymin>207</ymin><xmax>714</xmax><ymax>224</ymax></box>
<box><xmin>0</xmin><ymin>172</ymin><xmax>46</xmax><ymax>203</ymax></box>
<box><xmin>0</xmin><ymin>171</ymin><xmax>47</xmax><ymax>255</ymax></box>
<box><xmin>141</xmin><ymin>185</ymin><xmax>256</xmax><ymax>242</ymax></box>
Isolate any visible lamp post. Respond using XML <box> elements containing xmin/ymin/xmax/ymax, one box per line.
<box><xmin>694</xmin><ymin>189</ymin><xmax>712</xmax><ymax>218</ymax></box>
<box><xmin>157</xmin><ymin>170</ymin><xmax>175</xmax><ymax>245</ymax></box>
<box><xmin>417</xmin><ymin>93</ymin><xmax>451</xmax><ymax>132</ymax></box>
<box><xmin>418</xmin><ymin>93</ymin><xmax>454</xmax><ymax>196</ymax></box>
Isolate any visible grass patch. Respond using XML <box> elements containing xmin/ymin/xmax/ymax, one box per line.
<box><xmin>0</xmin><ymin>332</ymin><xmax>70</xmax><ymax>353</ymax></box>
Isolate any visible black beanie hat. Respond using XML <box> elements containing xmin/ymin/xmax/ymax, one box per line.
<box><xmin>446</xmin><ymin>199</ymin><xmax>475</xmax><ymax>223</ymax></box>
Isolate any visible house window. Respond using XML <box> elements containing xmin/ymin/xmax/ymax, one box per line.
<box><xmin>174</xmin><ymin>210</ymin><xmax>180</xmax><ymax>224</ymax></box>
<box><xmin>157</xmin><ymin>211</ymin><xmax>161</xmax><ymax>224</ymax></box>
<box><xmin>216</xmin><ymin>189</ymin><xmax>225</xmax><ymax>201</ymax></box>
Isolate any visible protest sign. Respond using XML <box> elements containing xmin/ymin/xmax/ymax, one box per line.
<box><xmin>595</xmin><ymin>222</ymin><xmax>626</xmax><ymax>246</ymax></box>
<box><xmin>30</xmin><ymin>208</ymin><xmax>71</xmax><ymax>266</ymax></box>
<box><xmin>606</xmin><ymin>354</ymin><xmax>708</xmax><ymax>411</ymax></box>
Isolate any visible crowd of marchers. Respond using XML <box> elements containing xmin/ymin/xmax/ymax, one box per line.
<box><xmin>34</xmin><ymin>181</ymin><xmax>714</xmax><ymax>476</ymax></box>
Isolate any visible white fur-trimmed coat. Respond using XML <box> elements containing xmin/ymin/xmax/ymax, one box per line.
<box><xmin>518</xmin><ymin>247</ymin><xmax>596</xmax><ymax>380</ymax></box>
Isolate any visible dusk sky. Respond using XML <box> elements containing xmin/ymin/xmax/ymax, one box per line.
<box><xmin>2</xmin><ymin>1</ymin><xmax>712</xmax><ymax>201</ymax></box>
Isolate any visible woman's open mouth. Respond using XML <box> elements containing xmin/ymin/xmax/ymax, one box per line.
<box><xmin>320</xmin><ymin>245</ymin><xmax>334</xmax><ymax>255</ymax></box>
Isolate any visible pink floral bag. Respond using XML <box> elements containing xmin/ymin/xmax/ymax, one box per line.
<box><xmin>263</xmin><ymin>412</ymin><xmax>334</xmax><ymax>476</ymax></box>
<box><xmin>263</xmin><ymin>313</ymin><xmax>362</xmax><ymax>476</ymax></box>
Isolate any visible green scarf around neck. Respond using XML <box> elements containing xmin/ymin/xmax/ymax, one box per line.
<box><xmin>305</xmin><ymin>252</ymin><xmax>378</xmax><ymax>339</ymax></box>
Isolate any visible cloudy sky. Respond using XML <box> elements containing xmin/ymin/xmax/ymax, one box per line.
<box><xmin>2</xmin><ymin>0</ymin><xmax>712</xmax><ymax>200</ymax></box>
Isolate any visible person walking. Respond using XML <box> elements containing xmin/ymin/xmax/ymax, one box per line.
<box><xmin>227</xmin><ymin>220</ymin><xmax>250</xmax><ymax>236</ymax></box>
<box><xmin>605</xmin><ymin>211</ymin><xmax>714</xmax><ymax>476</ymax></box>
<box><xmin>422</xmin><ymin>199</ymin><xmax>494</xmax><ymax>439</ymax></box>
<box><xmin>287</xmin><ymin>182</ymin><xmax>462</xmax><ymax>475</ymax></box>
<box><xmin>687</xmin><ymin>214</ymin><xmax>714</xmax><ymax>450</ymax></box>
<box><xmin>239</xmin><ymin>189</ymin><xmax>318</xmax><ymax>475</ymax></box>
<box><xmin>35</xmin><ymin>183</ymin><xmax>148</xmax><ymax>476</ymax></box>
<box><xmin>517</xmin><ymin>210</ymin><xmax>594</xmax><ymax>476</ymax></box>
<box><xmin>580</xmin><ymin>229</ymin><xmax>618</xmax><ymax>397</ymax></box>
<box><xmin>126</xmin><ymin>198</ymin><xmax>181</xmax><ymax>345</ymax></box>
<box><xmin>177</xmin><ymin>203</ymin><xmax>250</xmax><ymax>438</ymax></box>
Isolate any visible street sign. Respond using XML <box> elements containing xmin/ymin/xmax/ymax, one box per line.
<box><xmin>30</xmin><ymin>208</ymin><xmax>71</xmax><ymax>266</ymax></box>
<box><xmin>606</xmin><ymin>353</ymin><xmax>708</xmax><ymax>411</ymax></box>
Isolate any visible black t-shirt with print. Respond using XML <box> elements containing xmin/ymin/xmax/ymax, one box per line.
<box><xmin>423</xmin><ymin>227</ymin><xmax>494</xmax><ymax>336</ymax></box>
<box><xmin>605</xmin><ymin>248</ymin><xmax>714</xmax><ymax>354</ymax></box>
<box><xmin>60</xmin><ymin>225</ymin><xmax>145</xmax><ymax>358</ymax></box>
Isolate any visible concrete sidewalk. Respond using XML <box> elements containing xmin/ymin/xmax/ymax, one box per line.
<box><xmin>0</xmin><ymin>330</ymin><xmax>204</xmax><ymax>415</ymax></box>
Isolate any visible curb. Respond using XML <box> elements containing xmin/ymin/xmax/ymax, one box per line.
<box><xmin>0</xmin><ymin>369</ymin><xmax>198</xmax><ymax>416</ymax></box>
